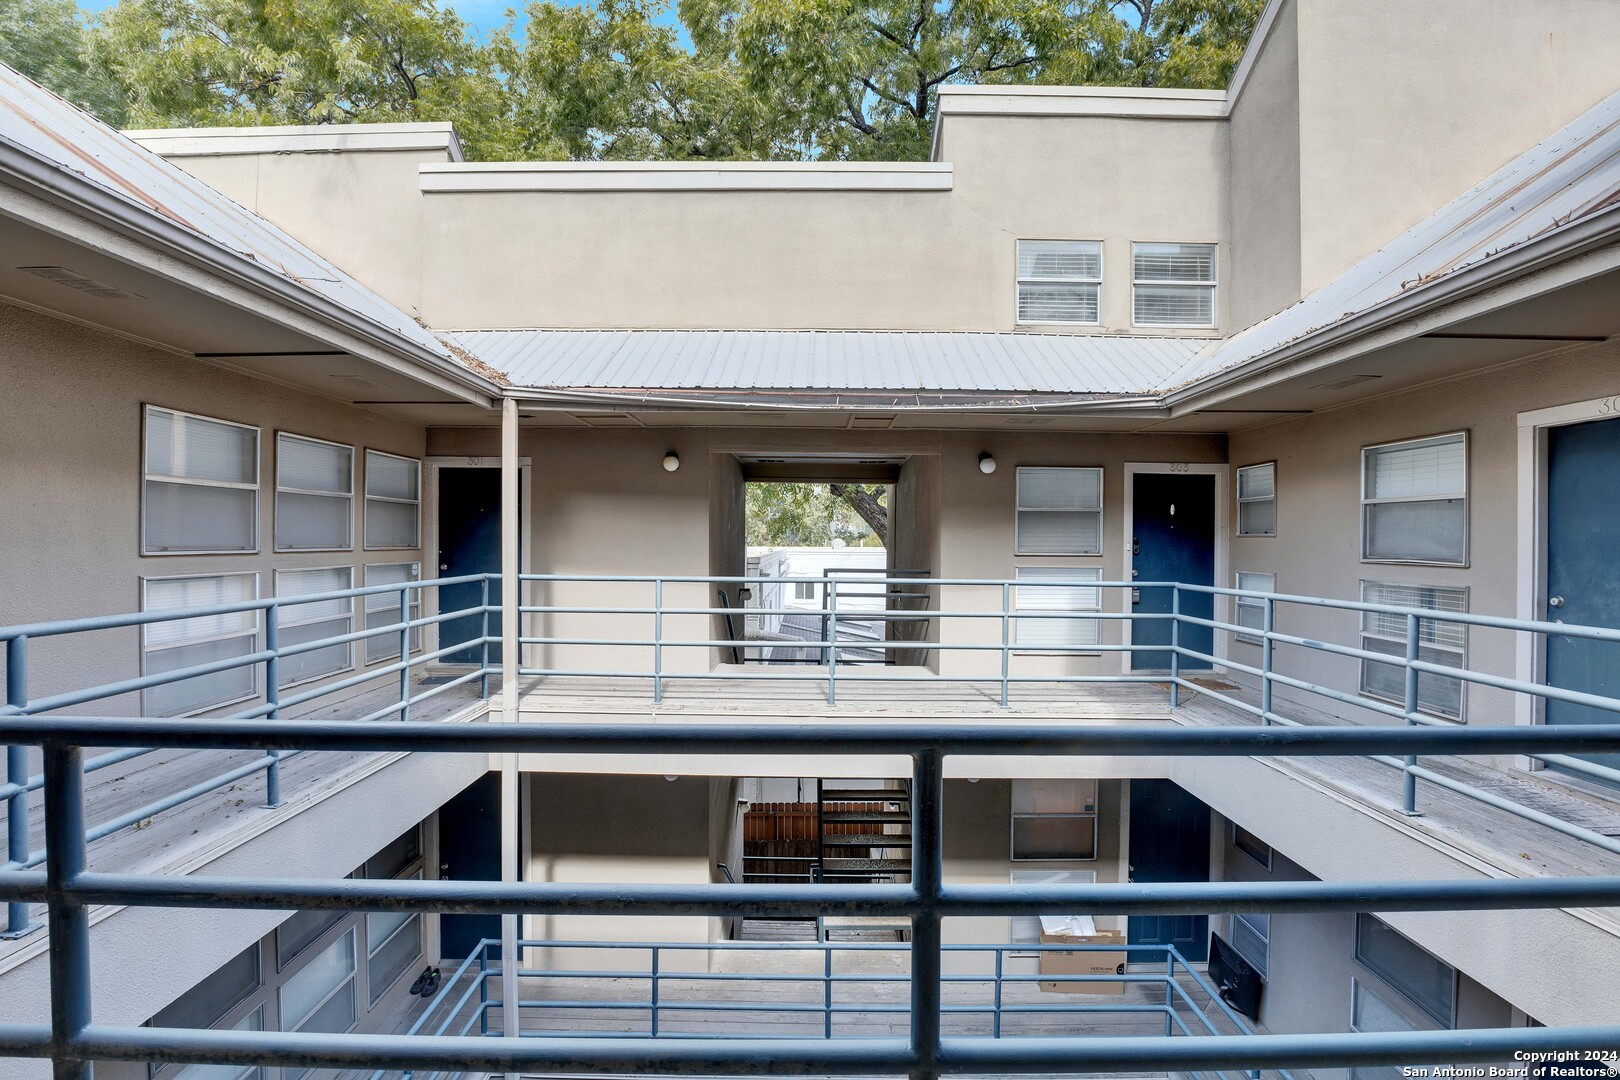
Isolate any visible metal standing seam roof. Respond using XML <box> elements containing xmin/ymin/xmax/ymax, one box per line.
<box><xmin>449</xmin><ymin>329</ymin><xmax>1208</xmax><ymax>396</ymax></box>
<box><xmin>0</xmin><ymin>65</ymin><xmax>457</xmax><ymax>365</ymax></box>
<box><xmin>1165</xmin><ymin>87</ymin><xmax>1620</xmax><ymax>389</ymax></box>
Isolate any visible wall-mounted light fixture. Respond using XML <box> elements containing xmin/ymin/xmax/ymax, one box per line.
<box><xmin>663</xmin><ymin>452</ymin><xmax>680</xmax><ymax>472</ymax></box>
<box><xmin>978</xmin><ymin>453</ymin><xmax>997</xmax><ymax>475</ymax></box>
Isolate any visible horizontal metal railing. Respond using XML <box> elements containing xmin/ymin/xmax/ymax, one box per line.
<box><xmin>0</xmin><ymin>575</ymin><xmax>498</xmax><ymax>936</ymax></box>
<box><xmin>384</xmin><ymin>936</ymin><xmax>1281</xmax><ymax>1080</ymax></box>
<box><xmin>3</xmin><ymin>720</ymin><xmax>1620</xmax><ymax>1079</ymax></box>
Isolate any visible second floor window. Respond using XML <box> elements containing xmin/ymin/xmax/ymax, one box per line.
<box><xmin>276</xmin><ymin>433</ymin><xmax>354</xmax><ymax>552</ymax></box>
<box><xmin>1133</xmin><ymin>242</ymin><xmax>1217</xmax><ymax>327</ymax></box>
<box><xmin>1362</xmin><ymin>433</ymin><xmax>1467</xmax><ymax>565</ymax></box>
<box><xmin>1236</xmin><ymin>462</ymin><xmax>1276</xmax><ymax>536</ymax></box>
<box><xmin>143</xmin><ymin>405</ymin><xmax>259</xmax><ymax>554</ymax></box>
<box><xmin>142</xmin><ymin>573</ymin><xmax>259</xmax><ymax>716</ymax></box>
<box><xmin>1016</xmin><ymin>467</ymin><xmax>1103</xmax><ymax>555</ymax></box>
<box><xmin>1016</xmin><ymin>240</ymin><xmax>1102</xmax><ymax>324</ymax></box>
<box><xmin>364</xmin><ymin>450</ymin><xmax>421</xmax><ymax>549</ymax></box>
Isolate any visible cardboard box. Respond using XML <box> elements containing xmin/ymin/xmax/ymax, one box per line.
<box><xmin>1038</xmin><ymin>930</ymin><xmax>1128</xmax><ymax>994</ymax></box>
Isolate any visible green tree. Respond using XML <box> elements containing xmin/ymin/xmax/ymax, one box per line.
<box><xmin>1</xmin><ymin>0</ymin><xmax>127</xmax><ymax>122</ymax></box>
<box><xmin>89</xmin><ymin>0</ymin><xmax>522</xmax><ymax>159</ymax></box>
<box><xmin>747</xmin><ymin>483</ymin><xmax>889</xmax><ymax>548</ymax></box>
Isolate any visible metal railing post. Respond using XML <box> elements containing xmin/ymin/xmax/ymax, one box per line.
<box><xmin>992</xmin><ymin>947</ymin><xmax>1004</xmax><ymax>1039</ymax></box>
<box><xmin>824</xmin><ymin>943</ymin><xmax>834</xmax><ymax>1039</ymax></box>
<box><xmin>1169</xmin><ymin>586</ymin><xmax>1182</xmax><ymax>709</ymax></box>
<box><xmin>1261</xmin><ymin>597</ymin><xmax>1275</xmax><ymax>726</ymax></box>
<box><xmin>910</xmin><ymin>747</ymin><xmax>943</xmax><ymax>1080</ymax></box>
<box><xmin>1164</xmin><ymin>949</ymin><xmax>1175</xmax><ymax>1037</ymax></box>
<box><xmin>398</xmin><ymin>586</ymin><xmax>412</xmax><ymax>723</ymax></box>
<box><xmin>264</xmin><ymin>606</ymin><xmax>282</xmax><ymax>808</ymax></box>
<box><xmin>1403</xmin><ymin>612</ymin><xmax>1422</xmax><ymax>816</ymax></box>
<box><xmin>827</xmin><ymin>580</ymin><xmax>839</xmax><ymax>706</ymax></box>
<box><xmin>43</xmin><ymin>741</ymin><xmax>90</xmax><ymax>1080</ymax></box>
<box><xmin>649</xmin><ymin>945</ymin><xmax>660</xmax><ymax>1037</ymax></box>
<box><xmin>1000</xmin><ymin>583</ymin><xmax>1011</xmax><ymax>709</ymax></box>
<box><xmin>653</xmin><ymin>579</ymin><xmax>664</xmax><ymax>705</ymax></box>
<box><xmin>6</xmin><ymin>636</ymin><xmax>34</xmax><ymax>937</ymax></box>
<box><xmin>479</xmin><ymin>943</ymin><xmax>489</xmax><ymax>1036</ymax></box>
<box><xmin>479</xmin><ymin>576</ymin><xmax>491</xmax><ymax>700</ymax></box>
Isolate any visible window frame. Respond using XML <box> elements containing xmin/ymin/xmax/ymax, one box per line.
<box><xmin>274</xmin><ymin>432</ymin><xmax>355</xmax><ymax>554</ymax></box>
<box><xmin>1015</xmin><ymin>466</ymin><xmax>1104</xmax><ymax>556</ymax></box>
<box><xmin>1014</xmin><ymin>566</ymin><xmax>1104</xmax><ymax>654</ymax></box>
<box><xmin>1232</xmin><ymin>571</ymin><xmax>1275</xmax><ymax>646</ymax></box>
<box><xmin>1230</xmin><ymin>912</ymin><xmax>1269</xmax><ymax>979</ymax></box>
<box><xmin>363</xmin><ymin>449</ymin><xmax>422</xmax><ymax>551</ymax></box>
<box><xmin>141</xmin><ymin>404</ymin><xmax>261</xmax><ymax>556</ymax></box>
<box><xmin>139</xmin><ymin>572</ymin><xmax>262</xmax><ymax>717</ymax></box>
<box><xmin>1231</xmin><ymin>822</ymin><xmax>1272</xmax><ymax>871</ymax></box>
<box><xmin>1009</xmin><ymin>779</ymin><xmax>1099</xmax><ymax>863</ymax></box>
<box><xmin>1131</xmin><ymin>242</ymin><xmax>1218</xmax><ymax>329</ymax></box>
<box><xmin>363</xmin><ymin>562</ymin><xmax>423</xmax><ymax>665</ymax></box>
<box><xmin>1359</xmin><ymin>431</ymin><xmax>1469</xmax><ymax>567</ymax></box>
<box><xmin>1358</xmin><ymin>580</ymin><xmax>1468</xmax><ymax>722</ymax></box>
<box><xmin>1235</xmin><ymin>462</ymin><xmax>1277</xmax><ymax>537</ymax></box>
<box><xmin>1353</xmin><ymin>913</ymin><xmax>1458</xmax><ymax>1028</ymax></box>
<box><xmin>279</xmin><ymin>925</ymin><xmax>359</xmax><ymax>1035</ymax></box>
<box><xmin>364</xmin><ymin>828</ymin><xmax>426</xmax><ymax>1004</ymax></box>
<box><xmin>273</xmin><ymin>565</ymin><xmax>357</xmax><ymax>690</ymax></box>
<box><xmin>1015</xmin><ymin>239</ymin><xmax>1104</xmax><ymax>327</ymax></box>
<box><xmin>1008</xmin><ymin>868</ymin><xmax>1098</xmax><ymax>949</ymax></box>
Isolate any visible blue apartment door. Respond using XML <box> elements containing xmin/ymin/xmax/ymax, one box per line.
<box><xmin>438</xmin><ymin>772</ymin><xmax>505</xmax><ymax>962</ymax></box>
<box><xmin>1131</xmin><ymin>473</ymin><xmax>1216</xmax><ymax>671</ymax></box>
<box><xmin>437</xmin><ymin>468</ymin><xmax>510</xmax><ymax>664</ymax></box>
<box><xmin>1544</xmin><ymin>416</ymin><xmax>1620</xmax><ymax>784</ymax></box>
<box><xmin>1127</xmin><ymin>780</ymin><xmax>1211</xmax><ymax>962</ymax></box>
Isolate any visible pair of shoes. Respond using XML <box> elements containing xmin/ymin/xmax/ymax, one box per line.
<box><xmin>418</xmin><ymin>967</ymin><xmax>442</xmax><ymax>997</ymax></box>
<box><xmin>408</xmin><ymin>966</ymin><xmax>435</xmax><ymax>995</ymax></box>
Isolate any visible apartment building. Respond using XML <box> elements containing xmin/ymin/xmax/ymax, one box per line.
<box><xmin>4</xmin><ymin>0</ymin><xmax>1620</xmax><ymax>1077</ymax></box>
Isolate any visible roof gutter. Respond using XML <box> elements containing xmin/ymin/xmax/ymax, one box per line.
<box><xmin>507</xmin><ymin>385</ymin><xmax>1168</xmax><ymax>414</ymax></box>
<box><xmin>1164</xmin><ymin>200</ymin><xmax>1620</xmax><ymax>411</ymax></box>
<box><xmin>0</xmin><ymin>135</ymin><xmax>501</xmax><ymax>408</ymax></box>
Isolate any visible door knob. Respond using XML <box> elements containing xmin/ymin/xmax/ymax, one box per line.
<box><xmin>1549</xmin><ymin>596</ymin><xmax>1565</xmax><ymax>608</ymax></box>
<box><xmin>440</xmin><ymin>563</ymin><xmax>449</xmax><ymax>570</ymax></box>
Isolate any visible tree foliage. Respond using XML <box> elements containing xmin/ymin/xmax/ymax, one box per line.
<box><xmin>7</xmin><ymin>0</ymin><xmax>1260</xmax><ymax>164</ymax></box>
<box><xmin>747</xmin><ymin>483</ymin><xmax>888</xmax><ymax>548</ymax></box>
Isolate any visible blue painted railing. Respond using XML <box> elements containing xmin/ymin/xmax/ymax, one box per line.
<box><xmin>3</xmin><ymin>720</ymin><xmax>1620</xmax><ymax>1079</ymax></box>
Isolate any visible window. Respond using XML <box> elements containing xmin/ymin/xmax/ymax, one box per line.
<box><xmin>1230</xmin><ymin>913</ymin><xmax>1269</xmax><ymax>978</ymax></box>
<box><xmin>1016</xmin><ymin>467</ymin><xmax>1103</xmax><ymax>555</ymax></box>
<box><xmin>1233</xmin><ymin>571</ymin><xmax>1275</xmax><ymax>646</ymax></box>
<box><xmin>1359</xmin><ymin>581</ymin><xmax>1467</xmax><ymax>720</ymax></box>
<box><xmin>165</xmin><ymin>1009</ymin><xmax>263</xmax><ymax>1080</ymax></box>
<box><xmin>1350</xmin><ymin>978</ymin><xmax>1439</xmax><ymax>1080</ymax></box>
<box><xmin>142</xmin><ymin>574</ymin><xmax>259</xmax><ymax>716</ymax></box>
<box><xmin>1235</xmin><ymin>463</ymin><xmax>1276</xmax><ymax>537</ymax></box>
<box><xmin>150</xmin><ymin>945</ymin><xmax>260</xmax><ymax>1031</ymax></box>
<box><xmin>1354</xmin><ymin>914</ymin><xmax>1456</xmax><ymax>1027</ymax></box>
<box><xmin>276</xmin><ymin>434</ymin><xmax>353</xmax><ymax>552</ymax></box>
<box><xmin>364</xmin><ymin>563</ymin><xmax>421</xmax><ymax>664</ymax></box>
<box><xmin>274</xmin><ymin>567</ymin><xmax>355</xmax><ymax>688</ymax></box>
<box><xmin>1009</xmin><ymin>869</ymin><xmax>1097</xmax><ymax>945</ymax></box>
<box><xmin>361</xmin><ymin>826</ymin><xmax>425</xmax><ymax>1002</ymax></box>
<box><xmin>364</xmin><ymin>450</ymin><xmax>421</xmax><ymax>549</ymax></box>
<box><xmin>1132</xmin><ymin>242</ymin><xmax>1216</xmax><ymax>327</ymax></box>
<box><xmin>794</xmin><ymin>580</ymin><xmax>816</xmax><ymax>601</ymax></box>
<box><xmin>277</xmin><ymin>907</ymin><xmax>344</xmax><ymax>971</ymax></box>
<box><xmin>1361</xmin><ymin>433</ymin><xmax>1467</xmax><ymax>565</ymax></box>
<box><xmin>1011</xmin><ymin>780</ymin><xmax>1098</xmax><ymax>861</ymax></box>
<box><xmin>1015</xmin><ymin>567</ymin><xmax>1103</xmax><ymax>651</ymax></box>
<box><xmin>280</xmin><ymin>928</ymin><xmax>357</xmax><ymax>1034</ymax></box>
<box><xmin>1016</xmin><ymin>240</ymin><xmax>1102</xmax><ymax>324</ymax></box>
<box><xmin>143</xmin><ymin>406</ymin><xmax>259</xmax><ymax>554</ymax></box>
<box><xmin>1232</xmin><ymin>823</ymin><xmax>1272</xmax><ymax>870</ymax></box>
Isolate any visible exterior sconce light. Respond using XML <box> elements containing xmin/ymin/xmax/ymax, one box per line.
<box><xmin>978</xmin><ymin>453</ymin><xmax>997</xmax><ymax>475</ymax></box>
<box><xmin>663</xmin><ymin>452</ymin><xmax>680</xmax><ymax>472</ymax></box>
<box><xmin>737</xmin><ymin>586</ymin><xmax>753</xmax><ymax>603</ymax></box>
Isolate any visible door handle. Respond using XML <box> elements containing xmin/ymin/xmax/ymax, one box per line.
<box><xmin>1131</xmin><ymin>588</ymin><xmax>1141</xmax><ymax>605</ymax></box>
<box><xmin>1548</xmin><ymin>596</ymin><xmax>1565</xmax><ymax>608</ymax></box>
<box><xmin>440</xmin><ymin>563</ymin><xmax>450</xmax><ymax>570</ymax></box>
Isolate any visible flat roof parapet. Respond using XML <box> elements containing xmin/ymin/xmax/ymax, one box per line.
<box><xmin>419</xmin><ymin>160</ymin><xmax>955</xmax><ymax>193</ymax></box>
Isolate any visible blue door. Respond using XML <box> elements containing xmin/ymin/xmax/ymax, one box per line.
<box><xmin>438</xmin><ymin>772</ymin><xmax>505</xmax><ymax>961</ymax></box>
<box><xmin>1127</xmin><ymin>780</ymin><xmax>1211</xmax><ymax>962</ymax></box>
<box><xmin>437</xmin><ymin>468</ymin><xmax>509</xmax><ymax>665</ymax></box>
<box><xmin>1545</xmin><ymin>417</ymin><xmax>1620</xmax><ymax>783</ymax></box>
<box><xmin>1131</xmin><ymin>473</ymin><xmax>1216</xmax><ymax>671</ymax></box>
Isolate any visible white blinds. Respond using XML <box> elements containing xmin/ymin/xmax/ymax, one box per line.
<box><xmin>365</xmin><ymin>451</ymin><xmax>421</xmax><ymax>549</ymax></box>
<box><xmin>1015</xmin><ymin>567</ymin><xmax>1102</xmax><ymax>649</ymax></box>
<box><xmin>1360</xmin><ymin>581</ymin><xmax>1467</xmax><ymax>719</ymax></box>
<box><xmin>276</xmin><ymin>567</ymin><xmax>354</xmax><ymax>687</ymax></box>
<box><xmin>1016</xmin><ymin>241</ymin><xmax>1102</xmax><ymax>324</ymax></box>
<box><xmin>1237</xmin><ymin>463</ymin><xmax>1274</xmax><ymax>499</ymax></box>
<box><xmin>1365</xmin><ymin>435</ymin><xmax>1465</xmax><ymax>499</ymax></box>
<box><xmin>1016</xmin><ymin>468</ymin><xmax>1102</xmax><ymax>554</ymax></box>
<box><xmin>1132</xmin><ymin>243</ymin><xmax>1217</xmax><ymax>327</ymax></box>
<box><xmin>1018</xmin><ymin>283</ymin><xmax>1099</xmax><ymax>323</ymax></box>
<box><xmin>1132</xmin><ymin>243</ymin><xmax>1216</xmax><ymax>283</ymax></box>
<box><xmin>277</xmin><ymin>435</ymin><xmax>353</xmax><ymax>551</ymax></box>
<box><xmin>1362</xmin><ymin>434</ymin><xmax>1466</xmax><ymax>563</ymax></box>
<box><xmin>142</xmin><ymin>574</ymin><xmax>258</xmax><ymax>715</ymax></box>
<box><xmin>1236</xmin><ymin>463</ymin><xmax>1277</xmax><ymax>536</ymax></box>
<box><xmin>1017</xmin><ymin>240</ymin><xmax>1101</xmax><ymax>279</ymax></box>
<box><xmin>1233</xmin><ymin>571</ymin><xmax>1274</xmax><ymax>641</ymax></box>
<box><xmin>364</xmin><ymin>562</ymin><xmax>422</xmax><ymax>663</ymax></box>
<box><xmin>144</xmin><ymin>406</ymin><xmax>259</xmax><ymax>554</ymax></box>
<box><xmin>1134</xmin><ymin>284</ymin><xmax>1214</xmax><ymax>326</ymax></box>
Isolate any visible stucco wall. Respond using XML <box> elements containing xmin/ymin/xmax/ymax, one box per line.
<box><xmin>0</xmin><ymin>302</ymin><xmax>429</xmax><ymax>718</ymax></box>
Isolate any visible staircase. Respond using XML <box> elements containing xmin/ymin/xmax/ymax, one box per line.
<box><xmin>816</xmin><ymin>782</ymin><xmax>913</xmax><ymax>884</ymax></box>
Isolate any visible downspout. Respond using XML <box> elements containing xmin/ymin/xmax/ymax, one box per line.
<box><xmin>499</xmin><ymin>396</ymin><xmax>521</xmax><ymax>1038</ymax></box>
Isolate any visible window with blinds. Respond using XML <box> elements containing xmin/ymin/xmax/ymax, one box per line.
<box><xmin>364</xmin><ymin>451</ymin><xmax>421</xmax><ymax>549</ymax></box>
<box><xmin>1016</xmin><ymin>240</ymin><xmax>1102</xmax><ymax>324</ymax></box>
<box><xmin>1233</xmin><ymin>571</ymin><xmax>1274</xmax><ymax>645</ymax></box>
<box><xmin>1359</xmin><ymin>581</ymin><xmax>1467</xmax><ymax>720</ymax></box>
<box><xmin>1231</xmin><ymin>912</ymin><xmax>1269</xmax><ymax>978</ymax></box>
<box><xmin>364</xmin><ymin>563</ymin><xmax>422</xmax><ymax>664</ymax></box>
<box><xmin>1354</xmin><ymin>914</ymin><xmax>1456</xmax><ymax>1027</ymax></box>
<box><xmin>1015</xmin><ymin>567</ymin><xmax>1103</xmax><ymax>651</ymax></box>
<box><xmin>1361</xmin><ymin>433</ymin><xmax>1467</xmax><ymax>564</ymax></box>
<box><xmin>275</xmin><ymin>567</ymin><xmax>355</xmax><ymax>687</ymax></box>
<box><xmin>142</xmin><ymin>574</ymin><xmax>260</xmax><ymax>716</ymax></box>
<box><xmin>1132</xmin><ymin>242</ymin><xmax>1216</xmax><ymax>327</ymax></box>
<box><xmin>143</xmin><ymin>406</ymin><xmax>260</xmax><ymax>554</ymax></box>
<box><xmin>276</xmin><ymin>434</ymin><xmax>353</xmax><ymax>552</ymax></box>
<box><xmin>1016</xmin><ymin>467</ymin><xmax>1103</xmax><ymax>555</ymax></box>
<box><xmin>1235</xmin><ymin>462</ymin><xmax>1276</xmax><ymax>536</ymax></box>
